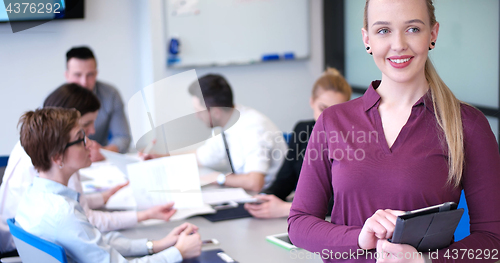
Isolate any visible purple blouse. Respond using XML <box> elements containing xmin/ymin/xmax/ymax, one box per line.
<box><xmin>288</xmin><ymin>81</ymin><xmax>500</xmax><ymax>262</ymax></box>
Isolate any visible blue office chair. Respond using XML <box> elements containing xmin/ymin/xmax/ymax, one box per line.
<box><xmin>0</xmin><ymin>156</ymin><xmax>9</xmax><ymax>186</ymax></box>
<box><xmin>283</xmin><ymin>132</ymin><xmax>291</xmax><ymax>144</ymax></box>
<box><xmin>7</xmin><ymin>218</ymin><xmax>67</xmax><ymax>263</ymax></box>
<box><xmin>454</xmin><ymin>190</ymin><xmax>470</xmax><ymax>241</ymax></box>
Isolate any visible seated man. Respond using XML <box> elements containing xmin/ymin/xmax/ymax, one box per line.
<box><xmin>245</xmin><ymin>67</ymin><xmax>351</xmax><ymax>218</ymax></box>
<box><xmin>15</xmin><ymin>108</ymin><xmax>201</xmax><ymax>262</ymax></box>
<box><xmin>189</xmin><ymin>74</ymin><xmax>288</xmax><ymax>192</ymax></box>
<box><xmin>65</xmin><ymin>46</ymin><xmax>131</xmax><ymax>155</ymax></box>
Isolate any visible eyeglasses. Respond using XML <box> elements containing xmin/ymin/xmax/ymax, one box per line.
<box><xmin>65</xmin><ymin>131</ymin><xmax>87</xmax><ymax>149</ymax></box>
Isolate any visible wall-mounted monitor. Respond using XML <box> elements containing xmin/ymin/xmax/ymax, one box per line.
<box><xmin>0</xmin><ymin>0</ymin><xmax>84</xmax><ymax>23</ymax></box>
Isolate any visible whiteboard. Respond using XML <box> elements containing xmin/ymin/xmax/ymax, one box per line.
<box><xmin>164</xmin><ymin>0</ymin><xmax>310</xmax><ymax>68</ymax></box>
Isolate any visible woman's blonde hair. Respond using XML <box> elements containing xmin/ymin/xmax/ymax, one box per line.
<box><xmin>364</xmin><ymin>0</ymin><xmax>464</xmax><ymax>187</ymax></box>
<box><xmin>312</xmin><ymin>67</ymin><xmax>352</xmax><ymax>101</ymax></box>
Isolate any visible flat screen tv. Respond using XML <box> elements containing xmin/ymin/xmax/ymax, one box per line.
<box><xmin>0</xmin><ymin>0</ymin><xmax>84</xmax><ymax>23</ymax></box>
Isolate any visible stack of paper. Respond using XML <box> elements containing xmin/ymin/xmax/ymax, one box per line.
<box><xmin>79</xmin><ymin>162</ymin><xmax>128</xmax><ymax>194</ymax></box>
<box><xmin>127</xmin><ymin>154</ymin><xmax>204</xmax><ymax>210</ymax></box>
<box><xmin>202</xmin><ymin>188</ymin><xmax>253</xmax><ymax>205</ymax></box>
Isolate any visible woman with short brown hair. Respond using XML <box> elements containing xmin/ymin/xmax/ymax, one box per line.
<box><xmin>15</xmin><ymin>108</ymin><xmax>202</xmax><ymax>263</ymax></box>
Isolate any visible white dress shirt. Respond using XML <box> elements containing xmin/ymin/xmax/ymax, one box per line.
<box><xmin>15</xmin><ymin>177</ymin><xmax>182</xmax><ymax>263</ymax></box>
<box><xmin>0</xmin><ymin>142</ymin><xmax>137</xmax><ymax>253</ymax></box>
<box><xmin>196</xmin><ymin>105</ymin><xmax>288</xmax><ymax>189</ymax></box>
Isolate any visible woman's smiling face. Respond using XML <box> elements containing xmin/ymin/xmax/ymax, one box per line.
<box><xmin>362</xmin><ymin>0</ymin><xmax>439</xmax><ymax>84</ymax></box>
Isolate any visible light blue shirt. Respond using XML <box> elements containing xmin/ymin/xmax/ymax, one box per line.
<box><xmin>15</xmin><ymin>177</ymin><xmax>182</xmax><ymax>263</ymax></box>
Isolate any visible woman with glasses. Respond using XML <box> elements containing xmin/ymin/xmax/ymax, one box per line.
<box><xmin>0</xmin><ymin>84</ymin><xmax>180</xmax><ymax>255</ymax></box>
<box><xmin>15</xmin><ymin>107</ymin><xmax>202</xmax><ymax>262</ymax></box>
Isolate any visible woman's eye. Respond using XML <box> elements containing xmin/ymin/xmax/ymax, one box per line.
<box><xmin>377</xmin><ymin>28</ymin><xmax>389</xmax><ymax>34</ymax></box>
<box><xmin>408</xmin><ymin>27</ymin><xmax>420</xmax><ymax>33</ymax></box>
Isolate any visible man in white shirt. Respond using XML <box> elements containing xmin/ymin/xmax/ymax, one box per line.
<box><xmin>189</xmin><ymin>74</ymin><xmax>287</xmax><ymax>192</ymax></box>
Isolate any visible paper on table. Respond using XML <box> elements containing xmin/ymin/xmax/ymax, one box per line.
<box><xmin>127</xmin><ymin>154</ymin><xmax>204</xmax><ymax>210</ymax></box>
<box><xmin>202</xmin><ymin>188</ymin><xmax>253</xmax><ymax>205</ymax></box>
<box><xmin>169</xmin><ymin>204</ymin><xmax>216</xmax><ymax>221</ymax></box>
<box><xmin>79</xmin><ymin>163</ymin><xmax>128</xmax><ymax>194</ymax></box>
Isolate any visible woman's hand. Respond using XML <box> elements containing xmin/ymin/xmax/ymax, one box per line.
<box><xmin>244</xmin><ymin>194</ymin><xmax>291</xmax><ymax>218</ymax></box>
<box><xmin>153</xmin><ymin>223</ymin><xmax>199</xmax><ymax>252</ymax></box>
<box><xmin>101</xmin><ymin>181</ymin><xmax>129</xmax><ymax>204</ymax></box>
<box><xmin>174</xmin><ymin>224</ymin><xmax>202</xmax><ymax>259</ymax></box>
<box><xmin>358</xmin><ymin>209</ymin><xmax>405</xmax><ymax>250</ymax></box>
<box><xmin>375</xmin><ymin>239</ymin><xmax>424</xmax><ymax>263</ymax></box>
<box><xmin>137</xmin><ymin>202</ymin><xmax>177</xmax><ymax>222</ymax></box>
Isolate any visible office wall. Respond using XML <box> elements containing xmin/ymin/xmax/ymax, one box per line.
<box><xmin>0</xmin><ymin>0</ymin><xmax>324</xmax><ymax>155</ymax></box>
<box><xmin>0</xmin><ymin>0</ymin><xmax>145</xmax><ymax>155</ymax></box>
<box><xmin>141</xmin><ymin>0</ymin><xmax>323</xmax><ymax>137</ymax></box>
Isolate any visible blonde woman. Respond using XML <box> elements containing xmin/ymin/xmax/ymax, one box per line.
<box><xmin>245</xmin><ymin>68</ymin><xmax>351</xmax><ymax>218</ymax></box>
<box><xmin>288</xmin><ymin>0</ymin><xmax>500</xmax><ymax>262</ymax></box>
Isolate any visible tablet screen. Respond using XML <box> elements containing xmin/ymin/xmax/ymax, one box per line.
<box><xmin>275</xmin><ymin>234</ymin><xmax>292</xmax><ymax>245</ymax></box>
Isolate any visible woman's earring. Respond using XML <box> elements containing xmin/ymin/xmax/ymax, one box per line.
<box><xmin>366</xmin><ymin>46</ymin><xmax>372</xmax><ymax>55</ymax></box>
<box><xmin>59</xmin><ymin>162</ymin><xmax>64</xmax><ymax>169</ymax></box>
<box><xmin>429</xmin><ymin>42</ymin><xmax>436</xmax><ymax>51</ymax></box>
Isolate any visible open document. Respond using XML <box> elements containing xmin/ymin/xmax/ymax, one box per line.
<box><xmin>127</xmin><ymin>154</ymin><xmax>204</xmax><ymax>210</ymax></box>
<box><xmin>79</xmin><ymin>162</ymin><xmax>128</xmax><ymax>193</ymax></box>
<box><xmin>202</xmin><ymin>188</ymin><xmax>253</xmax><ymax>205</ymax></box>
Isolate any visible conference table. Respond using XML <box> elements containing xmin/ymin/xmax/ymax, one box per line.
<box><xmin>83</xmin><ymin>158</ymin><xmax>323</xmax><ymax>262</ymax></box>
<box><xmin>119</xmin><ymin>214</ymin><xmax>322</xmax><ymax>263</ymax></box>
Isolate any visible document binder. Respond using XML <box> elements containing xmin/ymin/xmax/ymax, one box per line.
<box><xmin>201</xmin><ymin>204</ymin><xmax>252</xmax><ymax>222</ymax></box>
<box><xmin>182</xmin><ymin>249</ymin><xmax>238</xmax><ymax>263</ymax></box>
